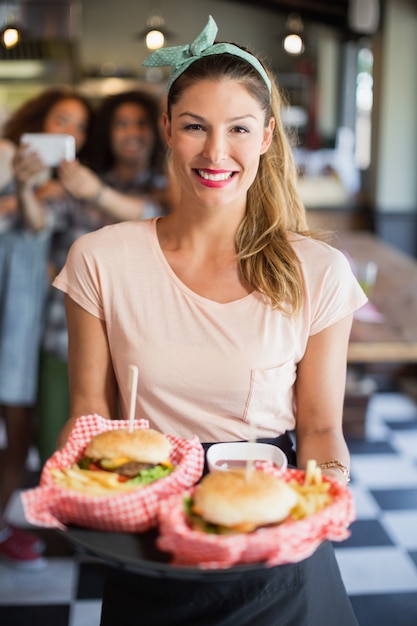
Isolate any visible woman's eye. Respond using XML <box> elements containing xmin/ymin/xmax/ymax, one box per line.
<box><xmin>232</xmin><ymin>126</ymin><xmax>249</xmax><ymax>134</ymax></box>
<box><xmin>184</xmin><ymin>123</ymin><xmax>204</xmax><ymax>131</ymax></box>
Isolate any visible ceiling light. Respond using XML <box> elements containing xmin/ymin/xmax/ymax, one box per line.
<box><xmin>136</xmin><ymin>13</ymin><xmax>175</xmax><ymax>50</ymax></box>
<box><xmin>283</xmin><ymin>33</ymin><xmax>304</xmax><ymax>55</ymax></box>
<box><xmin>1</xmin><ymin>17</ymin><xmax>27</xmax><ymax>49</ymax></box>
<box><xmin>145</xmin><ymin>28</ymin><xmax>165</xmax><ymax>50</ymax></box>
<box><xmin>2</xmin><ymin>26</ymin><xmax>19</xmax><ymax>48</ymax></box>
<box><xmin>0</xmin><ymin>5</ymin><xmax>28</xmax><ymax>49</ymax></box>
<box><xmin>282</xmin><ymin>13</ymin><xmax>305</xmax><ymax>56</ymax></box>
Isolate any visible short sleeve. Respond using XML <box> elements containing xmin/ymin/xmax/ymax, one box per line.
<box><xmin>52</xmin><ymin>230</ymin><xmax>105</xmax><ymax>320</ymax></box>
<box><xmin>292</xmin><ymin>237</ymin><xmax>368</xmax><ymax>336</ymax></box>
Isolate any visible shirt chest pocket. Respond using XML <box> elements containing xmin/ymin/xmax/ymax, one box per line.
<box><xmin>243</xmin><ymin>359</ymin><xmax>296</xmax><ymax>432</ymax></box>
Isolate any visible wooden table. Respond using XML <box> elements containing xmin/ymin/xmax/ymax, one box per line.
<box><xmin>331</xmin><ymin>231</ymin><xmax>417</xmax><ymax>364</ymax></box>
<box><xmin>330</xmin><ymin>230</ymin><xmax>417</xmax><ymax>437</ymax></box>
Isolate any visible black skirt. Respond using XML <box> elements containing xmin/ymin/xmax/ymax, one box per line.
<box><xmin>100</xmin><ymin>541</ymin><xmax>358</xmax><ymax>626</ymax></box>
<box><xmin>100</xmin><ymin>434</ymin><xmax>358</xmax><ymax>626</ymax></box>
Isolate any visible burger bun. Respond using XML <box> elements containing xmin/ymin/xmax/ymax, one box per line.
<box><xmin>84</xmin><ymin>428</ymin><xmax>172</xmax><ymax>464</ymax></box>
<box><xmin>193</xmin><ymin>468</ymin><xmax>298</xmax><ymax>529</ymax></box>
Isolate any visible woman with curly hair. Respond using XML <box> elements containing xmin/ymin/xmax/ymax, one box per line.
<box><xmin>0</xmin><ymin>86</ymin><xmax>93</xmax><ymax>569</ymax></box>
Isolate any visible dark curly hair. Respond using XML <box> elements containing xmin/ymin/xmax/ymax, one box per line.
<box><xmin>84</xmin><ymin>90</ymin><xmax>166</xmax><ymax>175</ymax></box>
<box><xmin>3</xmin><ymin>87</ymin><xmax>93</xmax><ymax>162</ymax></box>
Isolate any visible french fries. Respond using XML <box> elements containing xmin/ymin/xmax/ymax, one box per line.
<box><xmin>50</xmin><ymin>465</ymin><xmax>143</xmax><ymax>496</ymax></box>
<box><xmin>288</xmin><ymin>460</ymin><xmax>333</xmax><ymax>520</ymax></box>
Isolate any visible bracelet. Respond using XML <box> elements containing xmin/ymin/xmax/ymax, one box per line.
<box><xmin>318</xmin><ymin>460</ymin><xmax>350</xmax><ymax>483</ymax></box>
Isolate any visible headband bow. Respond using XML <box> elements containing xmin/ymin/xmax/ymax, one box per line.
<box><xmin>143</xmin><ymin>15</ymin><xmax>271</xmax><ymax>96</ymax></box>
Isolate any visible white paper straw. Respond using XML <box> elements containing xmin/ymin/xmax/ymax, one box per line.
<box><xmin>127</xmin><ymin>364</ymin><xmax>139</xmax><ymax>433</ymax></box>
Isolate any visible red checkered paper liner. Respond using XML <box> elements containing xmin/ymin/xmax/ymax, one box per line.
<box><xmin>21</xmin><ymin>414</ymin><xmax>204</xmax><ymax>532</ymax></box>
<box><xmin>156</xmin><ymin>464</ymin><xmax>355</xmax><ymax>569</ymax></box>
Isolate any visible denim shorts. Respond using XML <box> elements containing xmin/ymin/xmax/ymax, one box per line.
<box><xmin>0</xmin><ymin>229</ymin><xmax>50</xmax><ymax>405</ymax></box>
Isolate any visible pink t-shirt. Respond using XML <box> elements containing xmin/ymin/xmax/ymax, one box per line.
<box><xmin>53</xmin><ymin>218</ymin><xmax>366</xmax><ymax>442</ymax></box>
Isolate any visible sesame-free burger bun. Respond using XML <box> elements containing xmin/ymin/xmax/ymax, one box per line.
<box><xmin>193</xmin><ymin>468</ymin><xmax>298</xmax><ymax>529</ymax></box>
<box><xmin>84</xmin><ymin>428</ymin><xmax>172</xmax><ymax>465</ymax></box>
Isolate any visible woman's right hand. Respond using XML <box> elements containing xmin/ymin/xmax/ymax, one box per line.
<box><xmin>12</xmin><ymin>143</ymin><xmax>53</xmax><ymax>231</ymax></box>
<box><xmin>12</xmin><ymin>143</ymin><xmax>50</xmax><ymax>190</ymax></box>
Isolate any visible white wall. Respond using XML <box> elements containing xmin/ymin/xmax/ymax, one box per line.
<box><xmin>316</xmin><ymin>28</ymin><xmax>340</xmax><ymax>140</ymax></box>
<box><xmin>375</xmin><ymin>0</ymin><xmax>417</xmax><ymax>212</ymax></box>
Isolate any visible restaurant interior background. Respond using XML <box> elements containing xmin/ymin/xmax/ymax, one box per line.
<box><xmin>1</xmin><ymin>4</ymin><xmax>417</xmax><ymax>625</ymax></box>
<box><xmin>0</xmin><ymin>0</ymin><xmax>416</xmax><ymax>257</ymax></box>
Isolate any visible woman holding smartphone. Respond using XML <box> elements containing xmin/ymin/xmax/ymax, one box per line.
<box><xmin>0</xmin><ymin>87</ymin><xmax>93</xmax><ymax>569</ymax></box>
<box><xmin>0</xmin><ymin>86</ymin><xmax>171</xmax><ymax>570</ymax></box>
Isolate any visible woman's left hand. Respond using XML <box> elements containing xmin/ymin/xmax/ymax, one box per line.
<box><xmin>58</xmin><ymin>159</ymin><xmax>102</xmax><ymax>202</ymax></box>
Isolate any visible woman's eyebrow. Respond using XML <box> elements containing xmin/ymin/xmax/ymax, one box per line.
<box><xmin>178</xmin><ymin>111</ymin><xmax>257</xmax><ymax>122</ymax></box>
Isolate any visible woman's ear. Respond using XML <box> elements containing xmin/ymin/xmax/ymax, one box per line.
<box><xmin>162</xmin><ymin>112</ymin><xmax>172</xmax><ymax>148</ymax></box>
<box><xmin>260</xmin><ymin>116</ymin><xmax>275</xmax><ymax>155</ymax></box>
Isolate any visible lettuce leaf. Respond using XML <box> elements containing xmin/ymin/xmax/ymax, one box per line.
<box><xmin>128</xmin><ymin>464</ymin><xmax>174</xmax><ymax>486</ymax></box>
<box><xmin>184</xmin><ymin>496</ymin><xmax>221</xmax><ymax>534</ymax></box>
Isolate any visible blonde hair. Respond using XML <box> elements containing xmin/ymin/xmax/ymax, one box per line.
<box><xmin>168</xmin><ymin>52</ymin><xmax>313</xmax><ymax>314</ymax></box>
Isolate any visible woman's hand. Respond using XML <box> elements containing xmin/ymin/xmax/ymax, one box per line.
<box><xmin>58</xmin><ymin>159</ymin><xmax>102</xmax><ymax>202</ymax></box>
<box><xmin>320</xmin><ymin>465</ymin><xmax>350</xmax><ymax>486</ymax></box>
<box><xmin>0</xmin><ymin>138</ymin><xmax>16</xmax><ymax>189</ymax></box>
<box><xmin>0</xmin><ymin>195</ymin><xmax>18</xmax><ymax>218</ymax></box>
<box><xmin>12</xmin><ymin>143</ymin><xmax>50</xmax><ymax>190</ymax></box>
<box><xmin>59</xmin><ymin>160</ymin><xmax>151</xmax><ymax>221</ymax></box>
<box><xmin>10</xmin><ymin>143</ymin><xmax>54</xmax><ymax>231</ymax></box>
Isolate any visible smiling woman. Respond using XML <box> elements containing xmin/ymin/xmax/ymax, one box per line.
<box><xmin>52</xmin><ymin>15</ymin><xmax>365</xmax><ymax>626</ymax></box>
<box><xmin>162</xmin><ymin>77</ymin><xmax>274</xmax><ymax>213</ymax></box>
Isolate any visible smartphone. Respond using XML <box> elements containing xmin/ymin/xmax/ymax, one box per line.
<box><xmin>20</xmin><ymin>133</ymin><xmax>76</xmax><ymax>167</ymax></box>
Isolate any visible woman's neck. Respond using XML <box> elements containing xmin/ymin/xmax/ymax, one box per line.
<box><xmin>155</xmin><ymin>213</ymin><xmax>253</xmax><ymax>303</ymax></box>
<box><xmin>158</xmin><ymin>203</ymin><xmax>244</xmax><ymax>253</ymax></box>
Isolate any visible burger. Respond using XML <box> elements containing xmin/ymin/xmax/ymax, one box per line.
<box><xmin>51</xmin><ymin>428</ymin><xmax>174</xmax><ymax>495</ymax></box>
<box><xmin>80</xmin><ymin>428</ymin><xmax>173</xmax><ymax>481</ymax></box>
<box><xmin>185</xmin><ymin>468</ymin><xmax>299</xmax><ymax>534</ymax></box>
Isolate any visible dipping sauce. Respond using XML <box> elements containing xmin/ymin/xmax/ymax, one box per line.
<box><xmin>214</xmin><ymin>459</ymin><xmax>278</xmax><ymax>469</ymax></box>
<box><xmin>207</xmin><ymin>442</ymin><xmax>287</xmax><ymax>473</ymax></box>
<box><xmin>215</xmin><ymin>459</ymin><xmax>246</xmax><ymax>469</ymax></box>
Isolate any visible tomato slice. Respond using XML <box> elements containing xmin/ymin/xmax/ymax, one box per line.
<box><xmin>88</xmin><ymin>463</ymin><xmax>102</xmax><ymax>472</ymax></box>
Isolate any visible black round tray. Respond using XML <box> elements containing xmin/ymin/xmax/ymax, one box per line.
<box><xmin>61</xmin><ymin>439</ymin><xmax>295</xmax><ymax>580</ymax></box>
<box><xmin>63</xmin><ymin>525</ymin><xmax>270</xmax><ymax>580</ymax></box>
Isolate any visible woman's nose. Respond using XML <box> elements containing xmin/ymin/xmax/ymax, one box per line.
<box><xmin>202</xmin><ymin>132</ymin><xmax>226</xmax><ymax>163</ymax></box>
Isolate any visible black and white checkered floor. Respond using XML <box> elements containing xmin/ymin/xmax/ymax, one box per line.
<box><xmin>1</xmin><ymin>391</ymin><xmax>417</xmax><ymax>626</ymax></box>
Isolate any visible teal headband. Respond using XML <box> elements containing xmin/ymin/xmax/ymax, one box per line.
<box><xmin>142</xmin><ymin>15</ymin><xmax>271</xmax><ymax>97</ymax></box>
